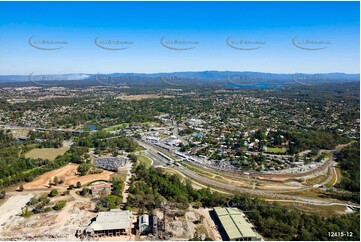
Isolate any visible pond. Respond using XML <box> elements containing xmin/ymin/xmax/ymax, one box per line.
<box><xmin>86</xmin><ymin>123</ymin><xmax>97</xmax><ymax>131</ymax></box>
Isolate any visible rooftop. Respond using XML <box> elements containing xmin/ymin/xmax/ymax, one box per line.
<box><xmin>91</xmin><ymin>183</ymin><xmax>111</xmax><ymax>193</ymax></box>
<box><xmin>86</xmin><ymin>209</ymin><xmax>132</xmax><ymax>233</ymax></box>
<box><xmin>214</xmin><ymin>207</ymin><xmax>258</xmax><ymax>240</ymax></box>
<box><xmin>139</xmin><ymin>214</ymin><xmax>149</xmax><ymax>226</ymax></box>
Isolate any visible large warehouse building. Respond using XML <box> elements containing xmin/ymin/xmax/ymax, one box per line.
<box><xmin>213</xmin><ymin>207</ymin><xmax>262</xmax><ymax>241</ymax></box>
<box><xmin>86</xmin><ymin>209</ymin><xmax>132</xmax><ymax>237</ymax></box>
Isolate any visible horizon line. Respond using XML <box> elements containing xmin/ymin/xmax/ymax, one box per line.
<box><xmin>1</xmin><ymin>71</ymin><xmax>360</xmax><ymax>76</ymax></box>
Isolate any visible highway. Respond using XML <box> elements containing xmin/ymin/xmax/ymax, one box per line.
<box><xmin>136</xmin><ymin>139</ymin><xmax>360</xmax><ymax>208</ymax></box>
<box><xmin>320</xmin><ymin>162</ymin><xmax>336</xmax><ymax>187</ymax></box>
<box><xmin>175</xmin><ymin>162</ymin><xmax>357</xmax><ymax>207</ymax></box>
<box><xmin>143</xmin><ymin>150</ymin><xmax>166</xmax><ymax>167</ymax></box>
<box><xmin>141</xmin><ymin>136</ymin><xmax>341</xmax><ymax>180</ymax></box>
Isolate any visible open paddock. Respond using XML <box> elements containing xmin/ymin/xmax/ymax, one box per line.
<box><xmin>265</xmin><ymin>147</ymin><xmax>287</xmax><ymax>154</ymax></box>
<box><xmin>25</xmin><ymin>147</ymin><xmax>70</xmax><ymax>161</ymax></box>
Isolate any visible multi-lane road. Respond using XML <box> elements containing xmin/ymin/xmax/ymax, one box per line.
<box><xmin>137</xmin><ymin>139</ymin><xmax>360</xmax><ymax>208</ymax></box>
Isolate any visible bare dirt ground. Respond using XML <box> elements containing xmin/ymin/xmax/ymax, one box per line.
<box><xmin>120</xmin><ymin>164</ymin><xmax>133</xmax><ymax>205</ymax></box>
<box><xmin>191</xmin><ymin>207</ymin><xmax>222</xmax><ymax>241</ymax></box>
<box><xmin>0</xmin><ymin>177</ymin><xmax>102</xmax><ymax>240</ymax></box>
<box><xmin>148</xmin><ymin>207</ymin><xmax>221</xmax><ymax>241</ymax></box>
<box><xmin>24</xmin><ymin>163</ymin><xmax>114</xmax><ymax>189</ymax></box>
<box><xmin>257</xmin><ymin>182</ymin><xmax>302</xmax><ymax>191</ymax></box>
<box><xmin>0</xmin><ymin>162</ymin><xmax>128</xmax><ymax>240</ymax></box>
<box><xmin>0</xmin><ymin>194</ymin><xmax>33</xmax><ymax>230</ymax></box>
<box><xmin>0</xmin><ymin>196</ymin><xmax>95</xmax><ymax>240</ymax></box>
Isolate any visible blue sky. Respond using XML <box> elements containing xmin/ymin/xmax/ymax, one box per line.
<box><xmin>0</xmin><ymin>1</ymin><xmax>359</xmax><ymax>74</ymax></box>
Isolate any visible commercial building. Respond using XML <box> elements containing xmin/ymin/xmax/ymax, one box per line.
<box><xmin>213</xmin><ymin>207</ymin><xmax>261</xmax><ymax>241</ymax></box>
<box><xmin>86</xmin><ymin>209</ymin><xmax>132</xmax><ymax>237</ymax></box>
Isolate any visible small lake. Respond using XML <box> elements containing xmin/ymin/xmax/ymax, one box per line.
<box><xmin>16</xmin><ymin>139</ymin><xmax>25</xmax><ymax>144</ymax></box>
<box><xmin>226</xmin><ymin>83</ymin><xmax>284</xmax><ymax>89</ymax></box>
<box><xmin>86</xmin><ymin>123</ymin><xmax>97</xmax><ymax>131</ymax></box>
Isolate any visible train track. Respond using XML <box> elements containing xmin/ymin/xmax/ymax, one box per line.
<box><xmin>137</xmin><ymin>139</ymin><xmax>360</xmax><ymax>208</ymax></box>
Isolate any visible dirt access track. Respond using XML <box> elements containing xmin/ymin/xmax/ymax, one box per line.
<box><xmin>24</xmin><ymin>163</ymin><xmax>114</xmax><ymax>189</ymax></box>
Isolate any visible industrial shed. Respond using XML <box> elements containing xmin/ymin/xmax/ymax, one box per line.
<box><xmin>213</xmin><ymin>207</ymin><xmax>261</xmax><ymax>241</ymax></box>
<box><xmin>86</xmin><ymin>209</ymin><xmax>132</xmax><ymax>237</ymax></box>
<box><xmin>138</xmin><ymin>214</ymin><xmax>152</xmax><ymax>235</ymax></box>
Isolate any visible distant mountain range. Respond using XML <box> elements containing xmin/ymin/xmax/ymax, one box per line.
<box><xmin>0</xmin><ymin>71</ymin><xmax>359</xmax><ymax>84</ymax></box>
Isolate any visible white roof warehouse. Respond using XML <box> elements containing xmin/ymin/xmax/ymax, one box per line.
<box><xmin>86</xmin><ymin>209</ymin><xmax>132</xmax><ymax>237</ymax></box>
<box><xmin>213</xmin><ymin>207</ymin><xmax>262</xmax><ymax>241</ymax></box>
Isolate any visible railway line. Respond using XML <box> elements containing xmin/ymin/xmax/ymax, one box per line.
<box><xmin>136</xmin><ymin>139</ymin><xmax>360</xmax><ymax>208</ymax></box>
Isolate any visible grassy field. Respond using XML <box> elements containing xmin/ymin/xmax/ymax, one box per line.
<box><xmin>103</xmin><ymin>121</ymin><xmax>160</xmax><ymax>132</ymax></box>
<box><xmin>180</xmin><ymin>162</ymin><xmax>250</xmax><ymax>189</ymax></box>
<box><xmin>266</xmin><ymin>147</ymin><xmax>287</xmax><ymax>153</ymax></box>
<box><xmin>279</xmin><ymin>201</ymin><xmax>347</xmax><ymax>216</ymax></box>
<box><xmin>103</xmin><ymin>123</ymin><xmax>130</xmax><ymax>131</ymax></box>
<box><xmin>324</xmin><ymin>152</ymin><xmax>333</xmax><ymax>158</ymax></box>
<box><xmin>334</xmin><ymin>167</ymin><xmax>342</xmax><ymax>185</ymax></box>
<box><xmin>326</xmin><ymin>167</ymin><xmax>341</xmax><ymax>187</ymax></box>
<box><xmin>303</xmin><ymin>174</ymin><xmax>328</xmax><ymax>186</ymax></box>
<box><xmin>111</xmin><ymin>170</ymin><xmax>128</xmax><ymax>182</ymax></box>
<box><xmin>135</xmin><ymin>155</ymin><xmax>152</xmax><ymax>168</ymax></box>
<box><xmin>25</xmin><ymin>147</ymin><xmax>69</xmax><ymax>161</ymax></box>
<box><xmin>282</xmin><ymin>188</ymin><xmax>324</xmax><ymax>199</ymax></box>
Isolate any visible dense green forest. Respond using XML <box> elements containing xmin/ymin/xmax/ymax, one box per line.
<box><xmin>0</xmin><ymin>130</ymin><xmax>137</xmax><ymax>190</ymax></box>
<box><xmin>336</xmin><ymin>142</ymin><xmax>360</xmax><ymax>193</ymax></box>
<box><xmin>127</xmin><ymin>163</ymin><xmax>228</xmax><ymax>210</ymax></box>
<box><xmin>286</xmin><ymin>130</ymin><xmax>350</xmax><ymax>154</ymax></box>
<box><xmin>75</xmin><ymin>131</ymin><xmax>140</xmax><ymax>154</ymax></box>
<box><xmin>0</xmin><ymin>143</ymin><xmax>87</xmax><ymax>189</ymax></box>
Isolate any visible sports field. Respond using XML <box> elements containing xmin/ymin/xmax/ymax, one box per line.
<box><xmin>103</xmin><ymin>121</ymin><xmax>160</xmax><ymax>131</ymax></box>
<box><xmin>265</xmin><ymin>147</ymin><xmax>287</xmax><ymax>153</ymax></box>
